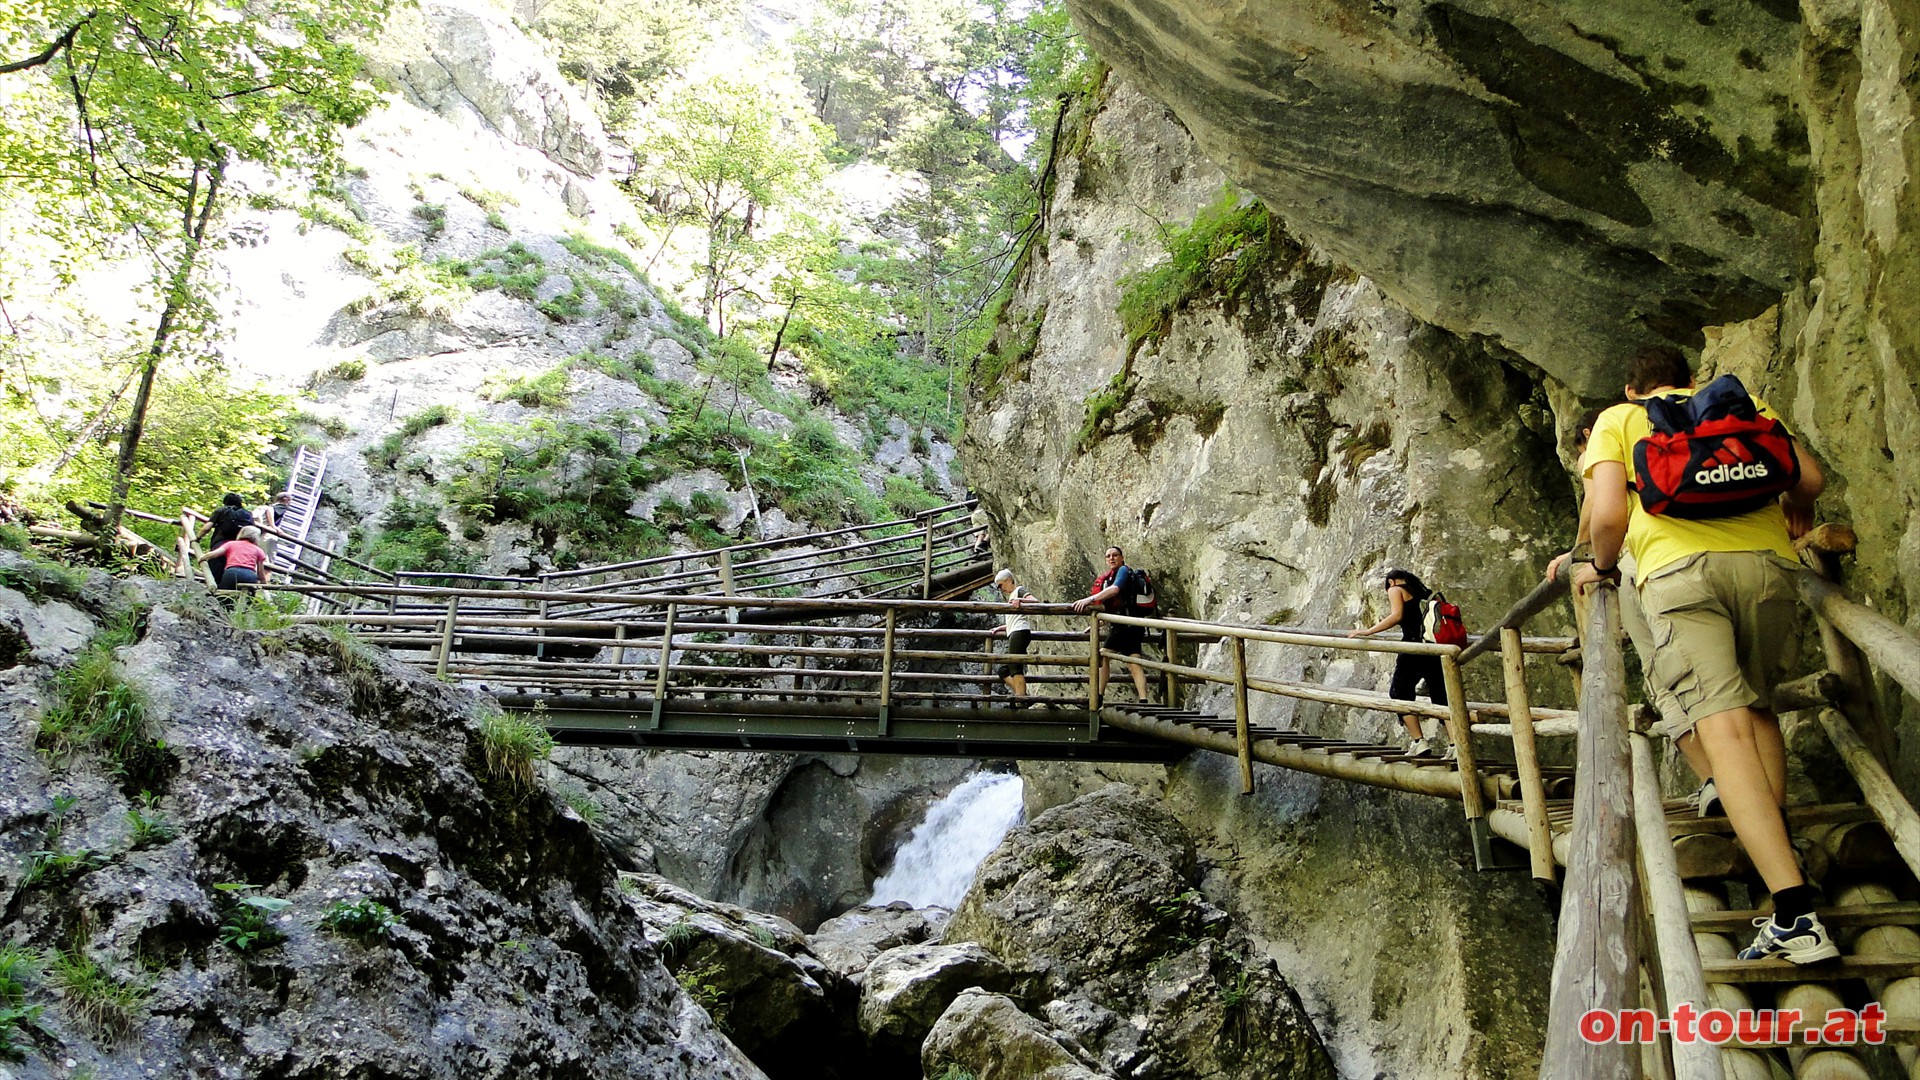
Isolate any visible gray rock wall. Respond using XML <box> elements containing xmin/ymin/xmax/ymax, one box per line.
<box><xmin>0</xmin><ymin>572</ymin><xmax>764</xmax><ymax>1079</ymax></box>
<box><xmin>963</xmin><ymin>78</ymin><xmax>1566</xmax><ymax>1079</ymax></box>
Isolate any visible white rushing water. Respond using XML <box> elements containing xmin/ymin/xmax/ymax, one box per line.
<box><xmin>868</xmin><ymin>771</ymin><xmax>1026</xmax><ymax>909</ymax></box>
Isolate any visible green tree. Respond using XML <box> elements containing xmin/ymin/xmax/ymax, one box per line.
<box><xmin>640</xmin><ymin>66</ymin><xmax>830</xmax><ymax>338</ymax></box>
<box><xmin>0</xmin><ymin>0</ymin><xmax>386</xmax><ymax>539</ymax></box>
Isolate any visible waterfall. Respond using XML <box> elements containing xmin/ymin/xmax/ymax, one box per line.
<box><xmin>868</xmin><ymin>771</ymin><xmax>1026</xmax><ymax>909</ymax></box>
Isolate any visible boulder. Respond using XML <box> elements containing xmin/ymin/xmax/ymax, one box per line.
<box><xmin>619</xmin><ymin>873</ymin><xmax>844</xmax><ymax>1058</ymax></box>
<box><xmin>857</xmin><ymin>941</ymin><xmax>1012</xmax><ymax>1047</ymax></box>
<box><xmin>921</xmin><ymin>988</ymin><xmax>1112</xmax><ymax>1080</ymax></box>
<box><xmin>945</xmin><ymin>785</ymin><xmax>1335</xmax><ymax>1080</ymax></box>
<box><xmin>809</xmin><ymin>902</ymin><xmax>950</xmax><ymax>983</ymax></box>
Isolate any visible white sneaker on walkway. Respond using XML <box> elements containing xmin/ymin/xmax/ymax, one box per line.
<box><xmin>1404</xmin><ymin>737</ymin><xmax>1434</xmax><ymax>757</ymax></box>
<box><xmin>1738</xmin><ymin>913</ymin><xmax>1840</xmax><ymax>964</ymax></box>
<box><xmin>1697</xmin><ymin>777</ymin><xmax>1723</xmax><ymax>818</ymax></box>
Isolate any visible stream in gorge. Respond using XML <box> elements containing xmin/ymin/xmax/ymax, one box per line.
<box><xmin>868</xmin><ymin>771</ymin><xmax>1026</xmax><ymax>909</ymax></box>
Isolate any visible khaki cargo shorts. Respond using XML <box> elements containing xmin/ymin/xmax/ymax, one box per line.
<box><xmin>1638</xmin><ymin>550</ymin><xmax>1802</xmax><ymax>739</ymax></box>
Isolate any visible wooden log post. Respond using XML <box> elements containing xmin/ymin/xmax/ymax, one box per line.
<box><xmin>434</xmin><ymin>594</ymin><xmax>460</xmax><ymax>680</ymax></box>
<box><xmin>1631</xmin><ymin>731</ymin><xmax>1727</xmax><ymax>1080</ymax></box>
<box><xmin>1163</xmin><ymin>626</ymin><xmax>1179</xmax><ymax>709</ymax></box>
<box><xmin>1500</xmin><ymin>627</ymin><xmax>1557</xmax><ymax>884</ymax></box>
<box><xmin>650</xmin><ymin>603</ymin><xmax>677</xmax><ymax>731</ymax></box>
<box><xmin>1230</xmin><ymin>636</ymin><xmax>1253</xmax><ymax>795</ymax></box>
<box><xmin>1438</xmin><ymin>653</ymin><xmax>1493</xmax><ymax>865</ymax></box>
<box><xmin>919</xmin><ymin>515</ymin><xmax>935</xmax><ymax>600</ymax></box>
<box><xmin>1815</xmin><ymin>708</ymin><xmax>1920</xmax><ymax>883</ymax></box>
<box><xmin>176</xmin><ymin>512</ymin><xmax>195</xmax><ymax>578</ymax></box>
<box><xmin>535</xmin><ymin>573</ymin><xmax>551</xmax><ymax>661</ymax></box>
<box><xmin>1087</xmin><ymin>614</ymin><xmax>1101</xmax><ymax>713</ymax></box>
<box><xmin>879</xmin><ymin>606</ymin><xmax>897</xmax><ymax>734</ymax></box>
<box><xmin>612</xmin><ymin>624</ymin><xmax>628</xmax><ymax>694</ymax></box>
<box><xmin>718</xmin><ymin>549</ymin><xmax>740</xmax><ymax>624</ymax></box>
<box><xmin>1542</xmin><ymin>586</ymin><xmax>1639</xmax><ymax>1080</ymax></box>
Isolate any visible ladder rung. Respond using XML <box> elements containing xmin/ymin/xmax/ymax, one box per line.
<box><xmin>1692</xmin><ymin>902</ymin><xmax>1920</xmax><ymax>933</ymax></box>
<box><xmin>1669</xmin><ymin>803</ymin><xmax>1876</xmax><ymax>836</ymax></box>
<box><xmin>1702</xmin><ymin>957</ymin><xmax>1920</xmax><ymax>983</ymax></box>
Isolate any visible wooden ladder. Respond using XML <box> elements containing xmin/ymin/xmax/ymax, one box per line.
<box><xmin>268</xmin><ymin>447</ymin><xmax>329</xmax><ymax>582</ymax></box>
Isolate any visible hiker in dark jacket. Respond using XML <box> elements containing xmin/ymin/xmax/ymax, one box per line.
<box><xmin>1071</xmin><ymin>546</ymin><xmax>1152</xmax><ymax>704</ymax></box>
<box><xmin>199</xmin><ymin>493</ymin><xmax>253</xmax><ymax>584</ymax></box>
<box><xmin>1349</xmin><ymin>569</ymin><xmax>1450</xmax><ymax>757</ymax></box>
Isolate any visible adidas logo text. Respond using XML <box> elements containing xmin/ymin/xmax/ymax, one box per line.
<box><xmin>1694</xmin><ymin>461</ymin><xmax>1770</xmax><ymax>484</ymax></box>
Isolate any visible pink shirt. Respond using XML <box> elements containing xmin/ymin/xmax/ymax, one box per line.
<box><xmin>212</xmin><ymin>540</ymin><xmax>267</xmax><ymax>574</ymax></box>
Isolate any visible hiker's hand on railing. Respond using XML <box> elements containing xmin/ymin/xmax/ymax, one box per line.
<box><xmin>1346</xmin><ymin>628</ymin><xmax>1369</xmax><ymax>639</ymax></box>
<box><xmin>1783</xmin><ymin>500</ymin><xmax>1815</xmax><ymax>541</ymax></box>
<box><xmin>1571</xmin><ymin>562</ymin><xmax>1619</xmax><ymax>594</ymax></box>
<box><xmin>1544</xmin><ymin>550</ymin><xmax>1572</xmax><ymax>583</ymax></box>
<box><xmin>1071</xmin><ymin>597</ymin><xmax>1093</xmax><ymax>614</ymax></box>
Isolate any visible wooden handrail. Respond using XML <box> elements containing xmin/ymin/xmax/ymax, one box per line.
<box><xmin>1458</xmin><ymin>567</ymin><xmax>1570</xmax><ymax>664</ymax></box>
<box><xmin>1630</xmin><ymin>728</ymin><xmax>1727</xmax><ymax>1080</ymax></box>
<box><xmin>1799</xmin><ymin>572</ymin><xmax>1920</xmax><ymax>705</ymax></box>
<box><xmin>1541</xmin><ymin>585</ymin><xmax>1637</xmax><ymax>1080</ymax></box>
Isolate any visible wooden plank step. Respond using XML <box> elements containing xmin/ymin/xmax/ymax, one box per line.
<box><xmin>1669</xmin><ymin>803</ymin><xmax>1876</xmax><ymax>836</ymax></box>
<box><xmin>1718</xmin><ymin>1019</ymin><xmax>1920</xmax><ymax>1048</ymax></box>
<box><xmin>1702</xmin><ymin>957</ymin><xmax>1920</xmax><ymax>983</ymax></box>
<box><xmin>1691</xmin><ymin>902</ymin><xmax>1920</xmax><ymax>933</ymax></box>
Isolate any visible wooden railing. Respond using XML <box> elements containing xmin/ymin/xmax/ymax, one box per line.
<box><xmin>269</xmin><ymin>579</ymin><xmax>1578</xmax><ymax>870</ymax></box>
<box><xmin>1522</xmin><ymin>524</ymin><xmax>1920</xmax><ymax>1080</ymax></box>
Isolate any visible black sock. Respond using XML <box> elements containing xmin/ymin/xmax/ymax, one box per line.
<box><xmin>1772</xmin><ymin>884</ymin><xmax>1818</xmax><ymax>922</ymax></box>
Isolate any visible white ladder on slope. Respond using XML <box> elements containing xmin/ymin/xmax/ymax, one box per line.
<box><xmin>268</xmin><ymin>447</ymin><xmax>329</xmax><ymax>582</ymax></box>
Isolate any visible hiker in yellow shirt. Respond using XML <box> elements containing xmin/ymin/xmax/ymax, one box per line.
<box><xmin>1575</xmin><ymin>344</ymin><xmax>1830</xmax><ymax>964</ymax></box>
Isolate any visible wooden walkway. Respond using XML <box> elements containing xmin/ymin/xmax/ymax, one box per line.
<box><xmin>240</xmin><ymin>514</ymin><xmax>1920</xmax><ymax>1080</ymax></box>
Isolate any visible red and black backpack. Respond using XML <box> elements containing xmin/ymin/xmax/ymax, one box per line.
<box><xmin>1632</xmin><ymin>374</ymin><xmax>1799</xmax><ymax>519</ymax></box>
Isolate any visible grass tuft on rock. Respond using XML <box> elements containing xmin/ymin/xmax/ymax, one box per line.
<box><xmin>37</xmin><ymin>614</ymin><xmax>166</xmax><ymax>785</ymax></box>
<box><xmin>478</xmin><ymin>709</ymin><xmax>553</xmax><ymax>790</ymax></box>
<box><xmin>48</xmin><ymin>946</ymin><xmax>150</xmax><ymax>1035</ymax></box>
<box><xmin>1116</xmin><ymin>185</ymin><xmax>1295</xmax><ymax>357</ymax></box>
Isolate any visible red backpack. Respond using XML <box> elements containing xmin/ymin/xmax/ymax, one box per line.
<box><xmin>1632</xmin><ymin>374</ymin><xmax>1799</xmax><ymax>519</ymax></box>
<box><xmin>1421</xmin><ymin>593</ymin><xmax>1468</xmax><ymax>647</ymax></box>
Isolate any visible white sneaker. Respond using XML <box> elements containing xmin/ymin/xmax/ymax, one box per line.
<box><xmin>1404</xmin><ymin>737</ymin><xmax>1434</xmax><ymax>757</ymax></box>
<box><xmin>1739</xmin><ymin>912</ymin><xmax>1840</xmax><ymax>964</ymax></box>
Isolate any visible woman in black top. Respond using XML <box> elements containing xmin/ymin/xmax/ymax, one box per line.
<box><xmin>1349</xmin><ymin>569</ymin><xmax>1450</xmax><ymax>757</ymax></box>
<box><xmin>201</xmin><ymin>493</ymin><xmax>253</xmax><ymax>584</ymax></box>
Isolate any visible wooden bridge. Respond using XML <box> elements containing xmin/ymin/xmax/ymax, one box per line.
<box><xmin>157</xmin><ymin>500</ymin><xmax>1920</xmax><ymax>1080</ymax></box>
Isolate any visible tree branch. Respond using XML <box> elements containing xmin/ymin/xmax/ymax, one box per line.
<box><xmin>0</xmin><ymin>12</ymin><xmax>94</xmax><ymax>76</ymax></box>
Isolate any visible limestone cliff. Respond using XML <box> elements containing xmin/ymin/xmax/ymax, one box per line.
<box><xmin>966</xmin><ymin>77</ymin><xmax>1560</xmax><ymax>1079</ymax></box>
<box><xmin>1056</xmin><ymin>0</ymin><xmax>1920</xmax><ymax>745</ymax></box>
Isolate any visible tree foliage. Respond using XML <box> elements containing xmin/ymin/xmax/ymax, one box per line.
<box><xmin>0</xmin><ymin>0</ymin><xmax>388</xmax><ymax>535</ymax></box>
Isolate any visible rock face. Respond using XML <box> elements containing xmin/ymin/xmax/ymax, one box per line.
<box><xmin>964</xmin><ymin>79</ymin><xmax>1560</xmax><ymax>1078</ymax></box>
<box><xmin>1056</xmin><ymin>0</ymin><xmax>1920</xmax><ymax>765</ymax></box>
<box><xmin>1061</xmin><ymin>0</ymin><xmax>1809</xmax><ymax>396</ymax></box>
<box><xmin>0</xmin><ymin>580</ymin><xmax>763</xmax><ymax>1079</ymax></box>
<box><xmin>553</xmin><ymin>749</ymin><xmax>977</xmax><ymax>930</ymax></box>
<box><xmin>944</xmin><ymin>785</ymin><xmax>1336</xmax><ymax>1080</ymax></box>
<box><xmin>367</xmin><ymin>0</ymin><xmax>607</xmax><ymax>177</ymax></box>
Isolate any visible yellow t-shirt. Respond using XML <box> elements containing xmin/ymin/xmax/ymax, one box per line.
<box><xmin>1581</xmin><ymin>389</ymin><xmax>1795</xmax><ymax>583</ymax></box>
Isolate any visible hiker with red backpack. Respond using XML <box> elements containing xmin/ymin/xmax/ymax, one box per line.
<box><xmin>1576</xmin><ymin>344</ymin><xmax>1829</xmax><ymax>964</ymax></box>
<box><xmin>1349</xmin><ymin>569</ymin><xmax>1460</xmax><ymax>757</ymax></box>
<box><xmin>1072</xmin><ymin>546</ymin><xmax>1154</xmax><ymax>704</ymax></box>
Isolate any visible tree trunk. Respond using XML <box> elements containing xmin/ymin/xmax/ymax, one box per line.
<box><xmin>767</xmin><ymin>291</ymin><xmax>801</xmax><ymax>370</ymax></box>
<box><xmin>103</xmin><ymin>158</ymin><xmax>224</xmax><ymax>541</ymax></box>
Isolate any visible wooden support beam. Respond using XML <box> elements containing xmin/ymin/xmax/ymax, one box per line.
<box><xmin>1502</xmin><ymin>627</ymin><xmax>1556</xmax><ymax>885</ymax></box>
<box><xmin>1542</xmin><ymin>586</ymin><xmax>1638</xmax><ymax>1080</ymax></box>
<box><xmin>1231</xmin><ymin>636</ymin><xmax>1253</xmax><ymax>795</ymax></box>
<box><xmin>1631</xmin><ymin>731</ymin><xmax>1727</xmax><ymax>1080</ymax></box>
